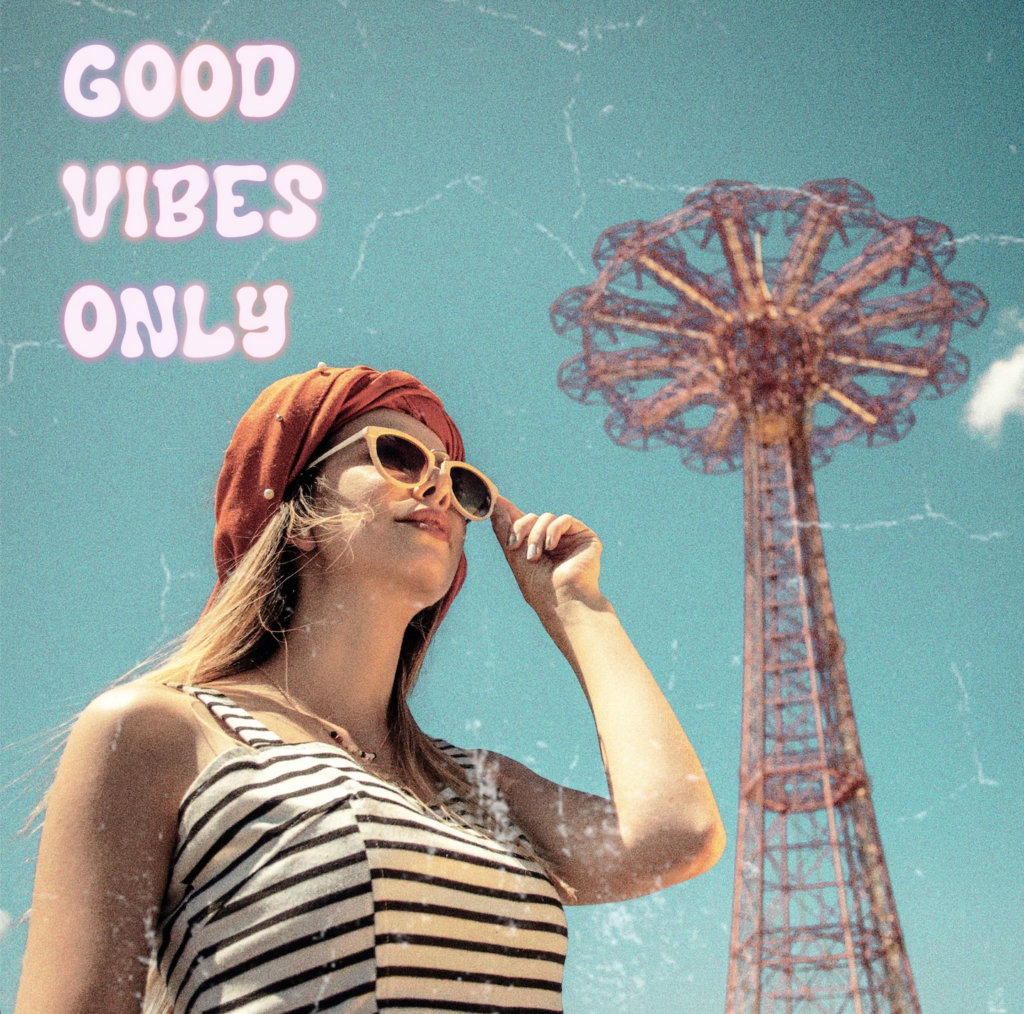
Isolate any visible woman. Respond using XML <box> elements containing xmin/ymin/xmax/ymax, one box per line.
<box><xmin>16</xmin><ymin>364</ymin><xmax>726</xmax><ymax>1014</ymax></box>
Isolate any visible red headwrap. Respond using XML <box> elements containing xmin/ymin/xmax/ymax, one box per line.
<box><xmin>207</xmin><ymin>363</ymin><xmax>467</xmax><ymax>618</ymax></box>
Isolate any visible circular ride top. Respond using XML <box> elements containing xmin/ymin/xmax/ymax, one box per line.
<box><xmin>551</xmin><ymin>179</ymin><xmax>988</xmax><ymax>473</ymax></box>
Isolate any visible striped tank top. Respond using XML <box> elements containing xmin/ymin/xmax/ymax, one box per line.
<box><xmin>152</xmin><ymin>686</ymin><xmax>568</xmax><ymax>1014</ymax></box>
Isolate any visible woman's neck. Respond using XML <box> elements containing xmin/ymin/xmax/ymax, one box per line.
<box><xmin>252</xmin><ymin>573</ymin><xmax>419</xmax><ymax>760</ymax></box>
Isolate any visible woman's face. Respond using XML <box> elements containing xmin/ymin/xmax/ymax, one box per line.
<box><xmin>311</xmin><ymin>408</ymin><xmax>467</xmax><ymax>611</ymax></box>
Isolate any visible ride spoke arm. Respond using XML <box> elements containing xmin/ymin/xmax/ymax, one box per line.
<box><xmin>631</xmin><ymin>252</ymin><xmax>735</xmax><ymax>322</ymax></box>
<box><xmin>829</xmin><ymin>283</ymin><xmax>955</xmax><ymax>339</ymax></box>
<box><xmin>806</xmin><ymin>227</ymin><xmax>915</xmax><ymax>325</ymax></box>
<box><xmin>586</xmin><ymin>347</ymin><xmax>710</xmax><ymax>387</ymax></box>
<box><xmin>818</xmin><ymin>382</ymin><xmax>879</xmax><ymax>425</ymax></box>
<box><xmin>627</xmin><ymin>376</ymin><xmax>722</xmax><ymax>431</ymax></box>
<box><xmin>772</xmin><ymin>202</ymin><xmax>840</xmax><ymax>310</ymax></box>
<box><xmin>713</xmin><ymin>205</ymin><xmax>770</xmax><ymax>319</ymax></box>
<box><xmin>592</xmin><ymin>310</ymin><xmax>715</xmax><ymax>343</ymax></box>
<box><xmin>825</xmin><ymin>354</ymin><xmax>929</xmax><ymax>378</ymax></box>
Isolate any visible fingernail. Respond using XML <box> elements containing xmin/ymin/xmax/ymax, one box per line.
<box><xmin>527</xmin><ymin>543</ymin><xmax>537</xmax><ymax>561</ymax></box>
<box><xmin>507</xmin><ymin>531</ymin><xmax>517</xmax><ymax>546</ymax></box>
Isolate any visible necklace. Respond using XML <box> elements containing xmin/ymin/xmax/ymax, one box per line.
<box><xmin>247</xmin><ymin>672</ymin><xmax>378</xmax><ymax>763</ymax></box>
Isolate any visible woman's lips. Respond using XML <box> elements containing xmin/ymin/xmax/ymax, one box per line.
<box><xmin>397</xmin><ymin>512</ymin><xmax>451</xmax><ymax>542</ymax></box>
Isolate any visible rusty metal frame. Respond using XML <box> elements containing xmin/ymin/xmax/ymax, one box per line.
<box><xmin>550</xmin><ymin>179</ymin><xmax>987</xmax><ymax>1014</ymax></box>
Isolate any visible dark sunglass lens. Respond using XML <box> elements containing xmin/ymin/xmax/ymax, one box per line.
<box><xmin>375</xmin><ymin>434</ymin><xmax>429</xmax><ymax>482</ymax></box>
<box><xmin>450</xmin><ymin>467</ymin><xmax>492</xmax><ymax>518</ymax></box>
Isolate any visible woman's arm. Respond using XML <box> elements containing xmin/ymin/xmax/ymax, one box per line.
<box><xmin>15</xmin><ymin>683</ymin><xmax>201</xmax><ymax>1014</ymax></box>
<box><xmin>487</xmin><ymin>497</ymin><xmax>727</xmax><ymax>905</ymax></box>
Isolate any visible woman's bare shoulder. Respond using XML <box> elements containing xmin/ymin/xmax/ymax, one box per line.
<box><xmin>60</xmin><ymin>681</ymin><xmax>202</xmax><ymax>805</ymax></box>
<box><xmin>17</xmin><ymin>683</ymin><xmax>203</xmax><ymax>1014</ymax></box>
<box><xmin>75</xmin><ymin>679</ymin><xmax>199</xmax><ymax>738</ymax></box>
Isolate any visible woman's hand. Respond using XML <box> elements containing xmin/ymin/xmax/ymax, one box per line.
<box><xmin>490</xmin><ymin>495</ymin><xmax>604</xmax><ymax>617</ymax></box>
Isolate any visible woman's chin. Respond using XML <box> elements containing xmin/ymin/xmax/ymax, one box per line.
<box><xmin>378</xmin><ymin>554</ymin><xmax>455</xmax><ymax>610</ymax></box>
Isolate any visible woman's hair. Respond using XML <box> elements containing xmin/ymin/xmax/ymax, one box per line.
<box><xmin>137</xmin><ymin>442</ymin><xmax>473</xmax><ymax>807</ymax></box>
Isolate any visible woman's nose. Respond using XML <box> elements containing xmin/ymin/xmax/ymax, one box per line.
<box><xmin>412</xmin><ymin>465</ymin><xmax>454</xmax><ymax>510</ymax></box>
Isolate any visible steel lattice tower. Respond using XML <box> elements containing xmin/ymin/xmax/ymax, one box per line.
<box><xmin>550</xmin><ymin>179</ymin><xmax>986</xmax><ymax>1014</ymax></box>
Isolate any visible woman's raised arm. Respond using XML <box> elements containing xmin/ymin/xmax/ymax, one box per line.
<box><xmin>487</xmin><ymin>497</ymin><xmax>726</xmax><ymax>905</ymax></box>
<box><xmin>15</xmin><ymin>684</ymin><xmax>200</xmax><ymax>1014</ymax></box>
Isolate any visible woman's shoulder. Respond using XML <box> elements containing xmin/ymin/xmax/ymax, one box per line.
<box><xmin>76</xmin><ymin>679</ymin><xmax>201</xmax><ymax>742</ymax></box>
<box><xmin>61</xmin><ymin>681</ymin><xmax>203</xmax><ymax>803</ymax></box>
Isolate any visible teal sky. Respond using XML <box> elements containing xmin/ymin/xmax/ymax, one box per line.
<box><xmin>1</xmin><ymin>2</ymin><xmax>1022</xmax><ymax>1012</ymax></box>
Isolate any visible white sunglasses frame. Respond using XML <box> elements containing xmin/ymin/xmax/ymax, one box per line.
<box><xmin>306</xmin><ymin>425</ymin><xmax>498</xmax><ymax>521</ymax></box>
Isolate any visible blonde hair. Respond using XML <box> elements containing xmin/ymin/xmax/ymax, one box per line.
<box><xmin>49</xmin><ymin>435</ymin><xmax>568</xmax><ymax>1014</ymax></box>
<box><xmin>137</xmin><ymin>463</ymin><xmax>474</xmax><ymax>806</ymax></box>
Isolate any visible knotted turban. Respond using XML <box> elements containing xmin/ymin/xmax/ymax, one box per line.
<box><xmin>207</xmin><ymin>363</ymin><xmax>467</xmax><ymax>618</ymax></box>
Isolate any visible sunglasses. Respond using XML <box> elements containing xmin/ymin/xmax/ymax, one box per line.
<box><xmin>306</xmin><ymin>426</ymin><xmax>498</xmax><ymax>521</ymax></box>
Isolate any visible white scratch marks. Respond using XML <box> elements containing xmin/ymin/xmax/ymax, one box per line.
<box><xmin>338</xmin><ymin>0</ymin><xmax>372</xmax><ymax>54</ymax></box>
<box><xmin>90</xmin><ymin>0</ymin><xmax>137</xmax><ymax>14</ymax></box>
<box><xmin>950</xmin><ymin>662</ymin><xmax>999</xmax><ymax>788</ymax></box>
<box><xmin>946</xmin><ymin>232</ymin><xmax>1024</xmax><ymax>249</ymax></box>
<box><xmin>351</xmin><ymin>212</ymin><xmax>386</xmax><ymax>282</ymax></box>
<box><xmin>245</xmin><ymin>242</ymin><xmax>278</xmax><ymax>279</ymax></box>
<box><xmin>159</xmin><ymin>554</ymin><xmax>173</xmax><ymax>628</ymax></box>
<box><xmin>902</xmin><ymin>661</ymin><xmax>999</xmax><ymax>823</ymax></box>
<box><xmin>476</xmin><ymin>5</ymin><xmax>517</xmax><ymax>22</ymax></box>
<box><xmin>533</xmin><ymin>222</ymin><xmax>587</xmax><ymax>275</ymax></box>
<box><xmin>25</xmin><ymin>207</ymin><xmax>71</xmax><ymax>228</ymax></box>
<box><xmin>951</xmin><ymin>660</ymin><xmax>999</xmax><ymax>787</ymax></box>
<box><xmin>158</xmin><ymin>553</ymin><xmax>197</xmax><ymax>635</ymax></box>
<box><xmin>591</xmin><ymin>16</ymin><xmax>647</xmax><ymax>40</ymax></box>
<box><xmin>563</xmin><ymin>91</ymin><xmax>586</xmax><ymax>220</ymax></box>
<box><xmin>195</xmin><ymin>0</ymin><xmax>232</xmax><ymax>40</ymax></box>
<box><xmin>392</xmin><ymin>179</ymin><xmax>463</xmax><ymax>219</ymax></box>
<box><xmin>600</xmin><ymin>174</ymin><xmax>704</xmax><ymax>194</ymax></box>
<box><xmin>351</xmin><ymin>177</ymin><xmax>464</xmax><ymax>282</ymax></box>
<box><xmin>439</xmin><ymin>2</ymin><xmax>645</xmax><ymax>55</ymax></box>
<box><xmin>0</xmin><ymin>206</ymin><xmax>71</xmax><ymax>268</ymax></box>
<box><xmin>952</xmin><ymin>659</ymin><xmax>972</xmax><ymax>713</ymax></box>
<box><xmin>796</xmin><ymin>498</ymin><xmax>1008</xmax><ymax>543</ymax></box>
<box><xmin>351</xmin><ymin>175</ymin><xmax>588</xmax><ymax>282</ymax></box>
<box><xmin>3</xmin><ymin>340</ymin><xmax>62</xmax><ymax>385</ymax></box>
<box><xmin>972</xmin><ymin>746</ymin><xmax>999</xmax><ymax>787</ymax></box>
<box><xmin>440</xmin><ymin>0</ymin><xmax>554</xmax><ymax>47</ymax></box>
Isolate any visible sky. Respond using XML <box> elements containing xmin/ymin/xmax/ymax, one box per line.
<box><xmin>1</xmin><ymin>1</ymin><xmax>1022</xmax><ymax>1012</ymax></box>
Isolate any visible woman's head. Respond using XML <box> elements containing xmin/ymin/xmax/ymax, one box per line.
<box><xmin>210</xmin><ymin>363</ymin><xmax>469</xmax><ymax>618</ymax></box>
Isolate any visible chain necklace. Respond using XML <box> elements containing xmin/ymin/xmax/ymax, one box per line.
<box><xmin>240</xmin><ymin>670</ymin><xmax>378</xmax><ymax>763</ymax></box>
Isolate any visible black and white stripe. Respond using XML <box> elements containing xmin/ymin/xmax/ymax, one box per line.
<box><xmin>155</xmin><ymin>687</ymin><xmax>567</xmax><ymax>1013</ymax></box>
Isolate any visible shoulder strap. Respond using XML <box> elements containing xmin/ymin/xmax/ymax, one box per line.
<box><xmin>173</xmin><ymin>684</ymin><xmax>285</xmax><ymax>749</ymax></box>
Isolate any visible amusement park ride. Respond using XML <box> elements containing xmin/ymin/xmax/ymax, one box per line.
<box><xmin>551</xmin><ymin>179</ymin><xmax>987</xmax><ymax>1014</ymax></box>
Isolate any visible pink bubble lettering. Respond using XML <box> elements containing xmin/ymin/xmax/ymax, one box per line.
<box><xmin>60</xmin><ymin>39</ymin><xmax>308</xmax><ymax>364</ymax></box>
<box><xmin>62</xmin><ymin>40</ymin><xmax>297</xmax><ymax>121</ymax></box>
<box><xmin>60</xmin><ymin>282</ymin><xmax>291</xmax><ymax>361</ymax></box>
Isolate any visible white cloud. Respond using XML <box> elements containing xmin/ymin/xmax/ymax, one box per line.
<box><xmin>964</xmin><ymin>306</ymin><xmax>1024</xmax><ymax>440</ymax></box>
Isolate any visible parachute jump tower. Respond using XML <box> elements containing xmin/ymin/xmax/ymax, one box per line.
<box><xmin>550</xmin><ymin>179</ymin><xmax>986</xmax><ymax>1014</ymax></box>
